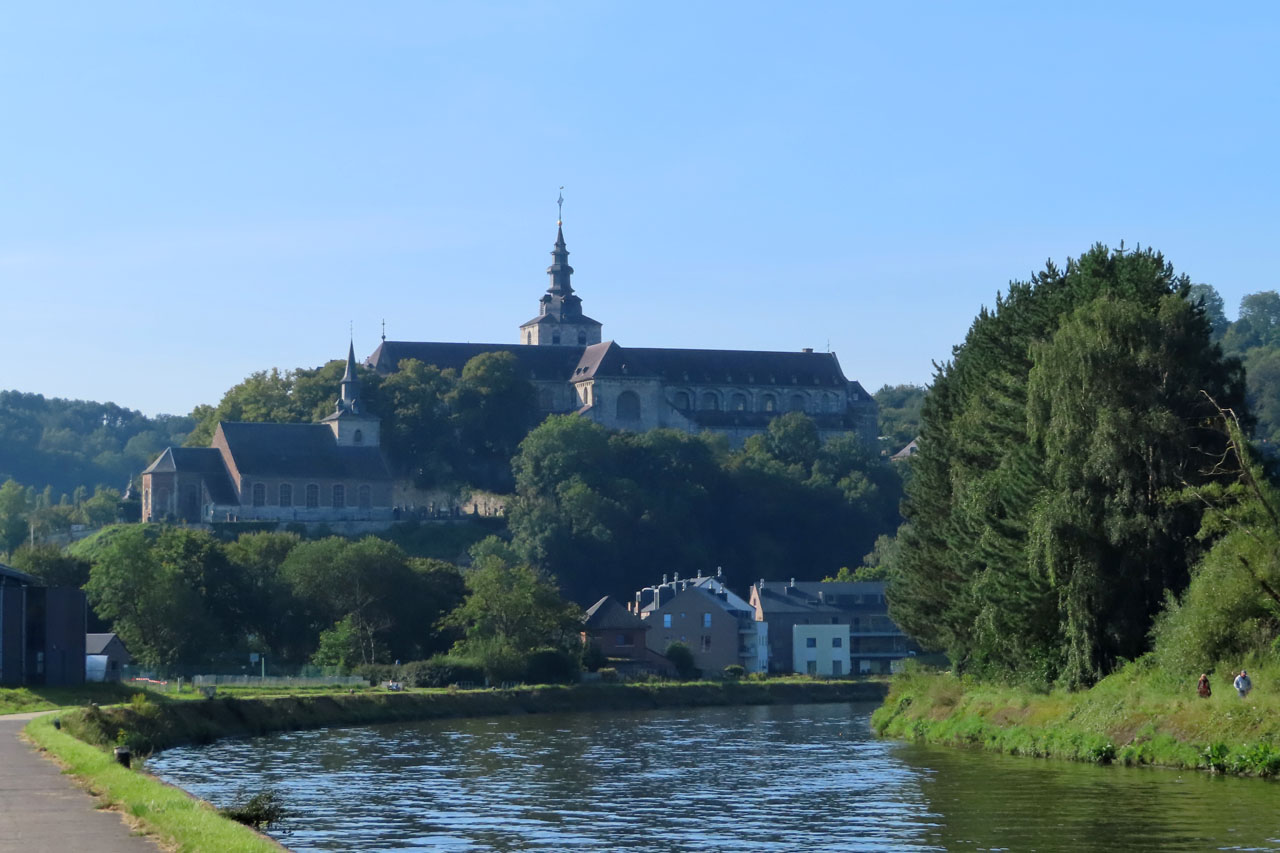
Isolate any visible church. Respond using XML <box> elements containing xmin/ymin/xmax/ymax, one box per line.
<box><xmin>140</xmin><ymin>216</ymin><xmax>877</xmax><ymax>524</ymax></box>
<box><xmin>369</xmin><ymin>220</ymin><xmax>878</xmax><ymax>448</ymax></box>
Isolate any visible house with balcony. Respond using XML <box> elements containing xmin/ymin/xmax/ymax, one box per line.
<box><xmin>581</xmin><ymin>595</ymin><xmax>674</xmax><ymax>677</ymax></box>
<box><xmin>630</xmin><ymin>570</ymin><xmax>768</xmax><ymax>674</ymax></box>
<box><xmin>749</xmin><ymin>579</ymin><xmax>913</xmax><ymax>674</ymax></box>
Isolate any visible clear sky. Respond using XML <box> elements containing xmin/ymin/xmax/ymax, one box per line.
<box><xmin>3</xmin><ymin>2</ymin><xmax>1278</xmax><ymax>416</ymax></box>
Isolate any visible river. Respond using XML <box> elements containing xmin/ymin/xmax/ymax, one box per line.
<box><xmin>147</xmin><ymin>702</ymin><xmax>1280</xmax><ymax>851</ymax></box>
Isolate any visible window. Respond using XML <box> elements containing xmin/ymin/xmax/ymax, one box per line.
<box><xmin>831</xmin><ymin>616</ymin><xmax>840</xmax><ymax>624</ymax></box>
<box><xmin>832</xmin><ymin>661</ymin><xmax>843</xmax><ymax>676</ymax></box>
<box><xmin>701</xmin><ymin>392</ymin><xmax>720</xmax><ymax>411</ymax></box>
<box><xmin>732</xmin><ymin>393</ymin><xmax>749</xmax><ymax>411</ymax></box>
<box><xmin>805</xmin><ymin>637</ymin><xmax>817</xmax><ymax>648</ymax></box>
<box><xmin>674</xmin><ymin>391</ymin><xmax>691</xmax><ymax>410</ymax></box>
<box><xmin>527</xmin><ymin>332</ymin><xmax>532</xmax><ymax>344</ymax></box>
<box><xmin>832</xmin><ymin>637</ymin><xmax>843</xmax><ymax>648</ymax></box>
<box><xmin>616</xmin><ymin>633</ymin><xmax>632</xmax><ymax>647</ymax></box>
<box><xmin>306</xmin><ymin>484</ymin><xmax>319</xmax><ymax>508</ymax></box>
<box><xmin>251</xmin><ymin>482</ymin><xmax>265</xmax><ymax>507</ymax></box>
<box><xmin>358</xmin><ymin>485</ymin><xmax>372</xmax><ymax>509</ymax></box>
<box><xmin>333</xmin><ymin>484</ymin><xmax>345</xmax><ymax>508</ymax></box>
<box><xmin>616</xmin><ymin>390</ymin><xmax>641</xmax><ymax>421</ymax></box>
<box><xmin>700</xmin><ymin>635</ymin><xmax>712</xmax><ymax>652</ymax></box>
<box><xmin>663</xmin><ymin>614</ymin><xmax>672</xmax><ymax>628</ymax></box>
<box><xmin>790</xmin><ymin>394</ymin><xmax>807</xmax><ymax>412</ymax></box>
<box><xmin>354</xmin><ymin>429</ymin><xmax>363</xmax><ymax>444</ymax></box>
<box><xmin>279</xmin><ymin>483</ymin><xmax>293</xmax><ymax>508</ymax></box>
<box><xmin>762</xmin><ymin>394</ymin><xmax>777</xmax><ymax>412</ymax></box>
<box><xmin>702</xmin><ymin>612</ymin><xmax>712</xmax><ymax>628</ymax></box>
<box><xmin>806</xmin><ymin>661</ymin><xmax>817</xmax><ymax>674</ymax></box>
<box><xmin>552</xmin><ymin>332</ymin><xmax>561</xmax><ymax>344</ymax></box>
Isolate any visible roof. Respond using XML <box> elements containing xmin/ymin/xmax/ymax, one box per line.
<box><xmin>216</xmin><ymin>423</ymin><xmax>392</xmax><ymax>481</ymax></box>
<box><xmin>0</xmin><ymin>562</ymin><xmax>38</xmax><ymax>586</ymax></box>
<box><xmin>142</xmin><ymin>447</ymin><xmax>239</xmax><ymax>505</ymax></box>
<box><xmin>752</xmin><ymin>581</ymin><xmax>887</xmax><ymax>616</ymax></box>
<box><xmin>86</xmin><ymin>632</ymin><xmax>129</xmax><ymax>657</ymax></box>
<box><xmin>367</xmin><ymin>341</ymin><xmax>587</xmax><ymax>381</ymax></box>
<box><xmin>571</xmin><ymin>342</ymin><xmax>852</xmax><ymax>387</ymax></box>
<box><xmin>583</xmin><ymin>596</ymin><xmax>647</xmax><ymax>630</ymax></box>
<box><xmin>890</xmin><ymin>438</ymin><xmax>920</xmax><ymax>461</ymax></box>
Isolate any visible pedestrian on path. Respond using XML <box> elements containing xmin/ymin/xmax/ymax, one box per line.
<box><xmin>1197</xmin><ymin>673</ymin><xmax>1212</xmax><ymax>699</ymax></box>
<box><xmin>1234</xmin><ymin>669</ymin><xmax>1253</xmax><ymax>698</ymax></box>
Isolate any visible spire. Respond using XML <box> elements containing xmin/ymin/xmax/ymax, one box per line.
<box><xmin>338</xmin><ymin>339</ymin><xmax>362</xmax><ymax>414</ymax></box>
<box><xmin>546</xmin><ymin>222</ymin><xmax>574</xmax><ymax>297</ymax></box>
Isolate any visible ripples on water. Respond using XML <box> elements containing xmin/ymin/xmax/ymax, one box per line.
<box><xmin>148</xmin><ymin>702</ymin><xmax>1280</xmax><ymax>852</ymax></box>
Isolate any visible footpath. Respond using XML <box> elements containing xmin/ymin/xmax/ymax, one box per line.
<box><xmin>0</xmin><ymin>712</ymin><xmax>158</xmax><ymax>852</ymax></box>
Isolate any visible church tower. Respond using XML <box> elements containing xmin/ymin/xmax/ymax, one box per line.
<box><xmin>519</xmin><ymin>204</ymin><xmax>603</xmax><ymax>346</ymax></box>
<box><xmin>322</xmin><ymin>340</ymin><xmax>381</xmax><ymax>447</ymax></box>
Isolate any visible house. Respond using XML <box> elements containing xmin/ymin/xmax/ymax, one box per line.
<box><xmin>0</xmin><ymin>563</ymin><xmax>86</xmax><ymax>687</ymax></box>
<box><xmin>141</xmin><ymin>342</ymin><xmax>394</xmax><ymax>524</ymax></box>
<box><xmin>890</xmin><ymin>438</ymin><xmax>919</xmax><ymax>462</ymax></box>
<box><xmin>631</xmin><ymin>570</ymin><xmax>768</xmax><ymax>674</ymax></box>
<box><xmin>749</xmin><ymin>579</ymin><xmax>914</xmax><ymax>675</ymax></box>
<box><xmin>581</xmin><ymin>595</ymin><xmax>674</xmax><ymax>676</ymax></box>
<box><xmin>86</xmin><ymin>632</ymin><xmax>132</xmax><ymax>683</ymax></box>
<box><xmin>368</xmin><ymin>218</ymin><xmax>878</xmax><ymax>449</ymax></box>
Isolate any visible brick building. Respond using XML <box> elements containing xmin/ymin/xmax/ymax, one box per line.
<box><xmin>631</xmin><ymin>571</ymin><xmax>769</xmax><ymax>675</ymax></box>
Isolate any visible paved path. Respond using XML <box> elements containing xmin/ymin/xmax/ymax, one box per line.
<box><xmin>0</xmin><ymin>713</ymin><xmax>160</xmax><ymax>852</ymax></box>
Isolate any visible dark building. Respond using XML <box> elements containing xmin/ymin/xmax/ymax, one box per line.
<box><xmin>0</xmin><ymin>563</ymin><xmax>86</xmax><ymax>687</ymax></box>
<box><xmin>86</xmin><ymin>632</ymin><xmax>133</xmax><ymax>683</ymax></box>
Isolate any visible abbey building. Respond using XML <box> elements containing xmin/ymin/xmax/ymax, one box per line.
<box><xmin>370</xmin><ymin>222</ymin><xmax>878</xmax><ymax>448</ymax></box>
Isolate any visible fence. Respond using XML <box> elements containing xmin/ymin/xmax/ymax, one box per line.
<box><xmin>190</xmin><ymin>674</ymin><xmax>367</xmax><ymax>689</ymax></box>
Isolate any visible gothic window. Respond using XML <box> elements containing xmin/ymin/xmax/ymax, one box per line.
<box><xmin>732</xmin><ymin>393</ymin><xmax>749</xmax><ymax>412</ymax></box>
<box><xmin>526</xmin><ymin>332</ymin><xmax>532</xmax><ymax>344</ymax></box>
<box><xmin>674</xmin><ymin>391</ymin><xmax>691</xmax><ymax>410</ymax></box>
<box><xmin>279</xmin><ymin>483</ymin><xmax>293</xmax><ymax>508</ymax></box>
<box><xmin>333</xmin><ymin>484</ymin><xmax>346</xmax><ymax>508</ymax></box>
<box><xmin>762</xmin><ymin>394</ymin><xmax>777</xmax><ymax>412</ymax></box>
<box><xmin>182</xmin><ymin>485</ymin><xmax>200</xmax><ymax>519</ymax></box>
<box><xmin>790</xmin><ymin>394</ymin><xmax>807</xmax><ymax>412</ymax></box>
<box><xmin>701</xmin><ymin>392</ymin><xmax>720</xmax><ymax>411</ymax></box>
<box><xmin>354</xmin><ymin>429</ymin><xmax>363</xmax><ymax>444</ymax></box>
<box><xmin>306</xmin><ymin>484</ymin><xmax>320</xmax><ymax>509</ymax></box>
<box><xmin>358</xmin><ymin>485</ymin><xmax>372</xmax><ymax>510</ymax></box>
<box><xmin>251</xmin><ymin>482</ymin><xmax>265</xmax><ymax>507</ymax></box>
<box><xmin>578</xmin><ymin>329</ymin><xmax>587</xmax><ymax>345</ymax></box>
<box><xmin>616</xmin><ymin>390</ymin><xmax>641</xmax><ymax>421</ymax></box>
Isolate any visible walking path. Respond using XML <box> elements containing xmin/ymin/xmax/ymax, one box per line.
<box><xmin>0</xmin><ymin>712</ymin><xmax>159</xmax><ymax>852</ymax></box>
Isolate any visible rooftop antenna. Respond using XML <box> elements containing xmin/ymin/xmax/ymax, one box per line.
<box><xmin>557</xmin><ymin>187</ymin><xmax>564</xmax><ymax>226</ymax></box>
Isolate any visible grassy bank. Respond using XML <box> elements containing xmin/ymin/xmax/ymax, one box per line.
<box><xmin>23</xmin><ymin>714</ymin><xmax>284</xmax><ymax>852</ymax></box>
<box><xmin>65</xmin><ymin>678</ymin><xmax>888</xmax><ymax>755</ymax></box>
<box><xmin>872</xmin><ymin>660</ymin><xmax>1280</xmax><ymax>776</ymax></box>
<box><xmin>0</xmin><ymin>683</ymin><xmax>145</xmax><ymax>716</ymax></box>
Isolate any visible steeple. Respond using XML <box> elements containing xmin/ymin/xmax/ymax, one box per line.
<box><xmin>518</xmin><ymin>192</ymin><xmax>603</xmax><ymax>346</ymax></box>
<box><xmin>546</xmin><ymin>225</ymin><xmax>575</xmax><ymax>297</ymax></box>
<box><xmin>338</xmin><ymin>339</ymin><xmax>362</xmax><ymax>414</ymax></box>
<box><xmin>323</xmin><ymin>337</ymin><xmax>380</xmax><ymax>447</ymax></box>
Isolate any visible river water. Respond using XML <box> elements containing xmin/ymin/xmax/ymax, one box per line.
<box><xmin>147</xmin><ymin>702</ymin><xmax>1280</xmax><ymax>852</ymax></box>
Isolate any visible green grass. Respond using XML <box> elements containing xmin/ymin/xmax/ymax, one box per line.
<box><xmin>23</xmin><ymin>714</ymin><xmax>283</xmax><ymax>852</ymax></box>
<box><xmin>872</xmin><ymin>659</ymin><xmax>1280</xmax><ymax>776</ymax></box>
<box><xmin>0</xmin><ymin>683</ymin><xmax>146</xmax><ymax>716</ymax></box>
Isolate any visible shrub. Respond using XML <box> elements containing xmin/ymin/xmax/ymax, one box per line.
<box><xmin>598</xmin><ymin>667</ymin><xmax>619</xmax><ymax>683</ymax></box>
<box><xmin>401</xmin><ymin>656</ymin><xmax>485</xmax><ymax>688</ymax></box>
<box><xmin>220</xmin><ymin>789</ymin><xmax>287</xmax><ymax>829</ymax></box>
<box><xmin>524</xmin><ymin>648</ymin><xmax>581</xmax><ymax>685</ymax></box>
<box><xmin>356</xmin><ymin>663</ymin><xmax>400</xmax><ymax>686</ymax></box>
<box><xmin>723</xmin><ymin>665</ymin><xmax>745</xmax><ymax>680</ymax></box>
<box><xmin>581</xmin><ymin>642</ymin><xmax>608</xmax><ymax>673</ymax></box>
<box><xmin>664</xmin><ymin>642</ymin><xmax>697</xmax><ymax>680</ymax></box>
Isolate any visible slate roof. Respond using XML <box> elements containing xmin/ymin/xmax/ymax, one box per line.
<box><xmin>571</xmin><ymin>342</ymin><xmax>852</xmax><ymax>387</ymax></box>
<box><xmin>367</xmin><ymin>341</ymin><xmax>587</xmax><ymax>381</ymax></box>
<box><xmin>520</xmin><ymin>311</ymin><xmax>602</xmax><ymax>327</ymax></box>
<box><xmin>752</xmin><ymin>581</ymin><xmax>887</xmax><ymax>616</ymax></box>
<box><xmin>86</xmin><ymin>632</ymin><xmax>130</xmax><ymax>658</ymax></box>
<box><xmin>216</xmin><ymin>423</ymin><xmax>392</xmax><ymax>481</ymax></box>
<box><xmin>0</xmin><ymin>562</ymin><xmax>37</xmax><ymax>586</ymax></box>
<box><xmin>142</xmin><ymin>447</ymin><xmax>239</xmax><ymax>505</ymax></box>
<box><xmin>583</xmin><ymin>595</ymin><xmax>648</xmax><ymax>631</ymax></box>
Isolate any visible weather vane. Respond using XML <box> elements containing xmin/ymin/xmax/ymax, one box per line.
<box><xmin>381</xmin><ymin>318</ymin><xmax>386</xmax><ymax>342</ymax></box>
<box><xmin>557</xmin><ymin>187</ymin><xmax>564</xmax><ymax>225</ymax></box>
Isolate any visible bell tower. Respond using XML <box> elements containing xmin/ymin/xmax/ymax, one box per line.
<box><xmin>519</xmin><ymin>195</ymin><xmax>602</xmax><ymax>346</ymax></box>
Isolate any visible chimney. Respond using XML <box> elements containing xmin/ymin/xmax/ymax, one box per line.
<box><xmin>662</xmin><ymin>574</ymin><xmax>668</xmax><ymax>585</ymax></box>
<box><xmin>790</xmin><ymin>577</ymin><xmax>796</xmax><ymax>587</ymax></box>
<box><xmin>801</xmin><ymin>347</ymin><xmax>813</xmax><ymax>353</ymax></box>
<box><xmin>674</xmin><ymin>572</ymin><xmax>680</xmax><ymax>583</ymax></box>
<box><xmin>717</xmin><ymin>566</ymin><xmax>723</xmax><ymax>578</ymax></box>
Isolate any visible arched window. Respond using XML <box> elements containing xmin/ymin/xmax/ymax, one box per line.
<box><xmin>790</xmin><ymin>394</ymin><xmax>807</xmax><ymax>412</ymax></box>
<box><xmin>251</xmin><ymin>482</ymin><xmax>265</xmax><ymax>507</ymax></box>
<box><xmin>552</xmin><ymin>332</ymin><xmax>561</xmax><ymax>345</ymax></box>
<box><xmin>358</xmin><ymin>485</ymin><xmax>372</xmax><ymax>510</ymax></box>
<box><xmin>824</xmin><ymin>393</ymin><xmax>838</xmax><ymax>413</ymax></box>
<box><xmin>701</xmin><ymin>392</ymin><xmax>720</xmax><ymax>411</ymax></box>
<box><xmin>306</xmin><ymin>484</ymin><xmax>319</xmax><ymax>509</ymax></box>
<box><xmin>673</xmin><ymin>391</ymin><xmax>691</xmax><ymax>410</ymax></box>
<box><xmin>182</xmin><ymin>485</ymin><xmax>200</xmax><ymax>519</ymax></box>
<box><xmin>538</xmin><ymin>388</ymin><xmax>555</xmax><ymax>410</ymax></box>
<box><xmin>577</xmin><ymin>329</ymin><xmax>587</xmax><ymax>345</ymax></box>
<box><xmin>732</xmin><ymin>393</ymin><xmax>749</xmax><ymax>412</ymax></box>
<box><xmin>526</xmin><ymin>332</ymin><xmax>532</xmax><ymax>344</ymax></box>
<box><xmin>279</xmin><ymin>483</ymin><xmax>293</xmax><ymax>508</ymax></box>
<box><xmin>762</xmin><ymin>394</ymin><xmax>777</xmax><ymax>412</ymax></box>
<box><xmin>353</xmin><ymin>429</ymin><xmax>363</xmax><ymax>444</ymax></box>
<box><xmin>333</xmin><ymin>484</ymin><xmax>345</xmax><ymax>508</ymax></box>
<box><xmin>616</xmin><ymin>390</ymin><xmax>641</xmax><ymax>421</ymax></box>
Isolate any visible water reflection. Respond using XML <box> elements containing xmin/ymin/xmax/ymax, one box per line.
<box><xmin>148</xmin><ymin>702</ymin><xmax>1280</xmax><ymax>852</ymax></box>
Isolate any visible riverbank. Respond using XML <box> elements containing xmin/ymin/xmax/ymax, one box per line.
<box><xmin>871</xmin><ymin>661</ymin><xmax>1280</xmax><ymax>776</ymax></box>
<box><xmin>63</xmin><ymin>678</ymin><xmax>888</xmax><ymax>755</ymax></box>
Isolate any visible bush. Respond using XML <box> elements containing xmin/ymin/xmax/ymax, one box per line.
<box><xmin>524</xmin><ymin>648</ymin><xmax>581</xmax><ymax>685</ymax></box>
<box><xmin>723</xmin><ymin>665</ymin><xmax>745</xmax><ymax>680</ymax></box>
<box><xmin>356</xmin><ymin>663</ymin><xmax>400</xmax><ymax>686</ymax></box>
<box><xmin>581</xmin><ymin>641</ymin><xmax>608</xmax><ymax>673</ymax></box>
<box><xmin>401</xmin><ymin>656</ymin><xmax>485</xmax><ymax>688</ymax></box>
<box><xmin>598</xmin><ymin>667</ymin><xmax>619</xmax><ymax>683</ymax></box>
<box><xmin>664</xmin><ymin>642</ymin><xmax>698</xmax><ymax>680</ymax></box>
<box><xmin>220</xmin><ymin>789</ymin><xmax>287</xmax><ymax>829</ymax></box>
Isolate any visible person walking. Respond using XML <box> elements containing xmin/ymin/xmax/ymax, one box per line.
<box><xmin>1234</xmin><ymin>669</ymin><xmax>1253</xmax><ymax>698</ymax></box>
<box><xmin>1197</xmin><ymin>673</ymin><xmax>1212</xmax><ymax>699</ymax></box>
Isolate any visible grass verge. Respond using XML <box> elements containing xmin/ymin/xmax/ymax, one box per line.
<box><xmin>871</xmin><ymin>659</ymin><xmax>1280</xmax><ymax>776</ymax></box>
<box><xmin>23</xmin><ymin>714</ymin><xmax>283</xmax><ymax>852</ymax></box>
<box><xmin>0</xmin><ymin>683</ymin><xmax>145</xmax><ymax>716</ymax></box>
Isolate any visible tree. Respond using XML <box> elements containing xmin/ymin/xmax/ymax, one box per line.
<box><xmin>874</xmin><ymin>384</ymin><xmax>928</xmax><ymax>454</ymax></box>
<box><xmin>8</xmin><ymin>543</ymin><xmax>91</xmax><ymax>589</ymax></box>
<box><xmin>0</xmin><ymin>479</ymin><xmax>29</xmax><ymax>554</ymax></box>
<box><xmin>1188</xmin><ymin>283</ymin><xmax>1229</xmax><ymax>341</ymax></box>
<box><xmin>664</xmin><ymin>642</ymin><xmax>697</xmax><ymax>679</ymax></box>
<box><xmin>444</xmin><ymin>555</ymin><xmax>581</xmax><ymax>656</ymax></box>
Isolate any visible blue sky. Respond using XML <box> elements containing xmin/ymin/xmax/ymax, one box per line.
<box><xmin>2</xmin><ymin>2</ymin><xmax>1278</xmax><ymax>416</ymax></box>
